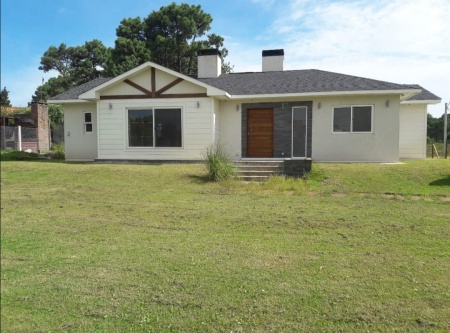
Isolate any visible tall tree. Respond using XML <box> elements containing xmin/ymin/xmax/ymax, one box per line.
<box><xmin>108</xmin><ymin>2</ymin><xmax>232</xmax><ymax>76</ymax></box>
<box><xmin>1</xmin><ymin>86</ymin><xmax>12</xmax><ymax>107</ymax></box>
<box><xmin>35</xmin><ymin>40</ymin><xmax>110</xmax><ymax>101</ymax></box>
<box><xmin>107</xmin><ymin>18</ymin><xmax>152</xmax><ymax>76</ymax></box>
<box><xmin>35</xmin><ymin>3</ymin><xmax>233</xmax><ymax>101</ymax></box>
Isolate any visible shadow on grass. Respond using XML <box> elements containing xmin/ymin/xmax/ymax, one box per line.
<box><xmin>186</xmin><ymin>174</ymin><xmax>211</xmax><ymax>184</ymax></box>
<box><xmin>429</xmin><ymin>175</ymin><xmax>450</xmax><ymax>186</ymax></box>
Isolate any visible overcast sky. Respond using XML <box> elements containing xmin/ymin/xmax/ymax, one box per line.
<box><xmin>1</xmin><ymin>0</ymin><xmax>449</xmax><ymax>116</ymax></box>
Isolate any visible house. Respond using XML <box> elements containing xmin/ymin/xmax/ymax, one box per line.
<box><xmin>48</xmin><ymin>49</ymin><xmax>440</xmax><ymax>168</ymax></box>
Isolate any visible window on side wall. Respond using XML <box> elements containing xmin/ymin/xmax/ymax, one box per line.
<box><xmin>128</xmin><ymin>108</ymin><xmax>182</xmax><ymax>148</ymax></box>
<box><xmin>84</xmin><ymin>112</ymin><xmax>93</xmax><ymax>133</ymax></box>
<box><xmin>333</xmin><ymin>105</ymin><xmax>372</xmax><ymax>133</ymax></box>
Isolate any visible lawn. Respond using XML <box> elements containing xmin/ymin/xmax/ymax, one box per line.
<box><xmin>1</xmin><ymin>160</ymin><xmax>449</xmax><ymax>332</ymax></box>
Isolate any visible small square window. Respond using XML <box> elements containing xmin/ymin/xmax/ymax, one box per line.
<box><xmin>84</xmin><ymin>112</ymin><xmax>93</xmax><ymax>133</ymax></box>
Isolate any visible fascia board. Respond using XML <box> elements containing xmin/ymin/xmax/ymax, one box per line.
<box><xmin>227</xmin><ymin>89</ymin><xmax>421</xmax><ymax>100</ymax></box>
<box><xmin>48</xmin><ymin>99</ymin><xmax>91</xmax><ymax>104</ymax></box>
<box><xmin>401</xmin><ymin>99</ymin><xmax>442</xmax><ymax>105</ymax></box>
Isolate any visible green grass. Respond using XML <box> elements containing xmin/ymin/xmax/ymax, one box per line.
<box><xmin>1</xmin><ymin>160</ymin><xmax>449</xmax><ymax>332</ymax></box>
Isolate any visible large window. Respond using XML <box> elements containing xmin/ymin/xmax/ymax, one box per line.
<box><xmin>128</xmin><ymin>108</ymin><xmax>182</xmax><ymax>147</ymax></box>
<box><xmin>333</xmin><ymin>105</ymin><xmax>372</xmax><ymax>133</ymax></box>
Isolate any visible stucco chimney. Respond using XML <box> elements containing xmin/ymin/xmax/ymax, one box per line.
<box><xmin>262</xmin><ymin>49</ymin><xmax>284</xmax><ymax>72</ymax></box>
<box><xmin>197</xmin><ymin>49</ymin><xmax>222</xmax><ymax>78</ymax></box>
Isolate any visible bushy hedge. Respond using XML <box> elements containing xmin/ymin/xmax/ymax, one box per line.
<box><xmin>0</xmin><ymin>150</ymin><xmax>40</xmax><ymax>161</ymax></box>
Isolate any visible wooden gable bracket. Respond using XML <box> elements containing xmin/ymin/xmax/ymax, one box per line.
<box><xmin>100</xmin><ymin>67</ymin><xmax>207</xmax><ymax>100</ymax></box>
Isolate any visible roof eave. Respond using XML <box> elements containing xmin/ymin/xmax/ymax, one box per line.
<box><xmin>48</xmin><ymin>99</ymin><xmax>92</xmax><ymax>104</ymax></box>
<box><xmin>227</xmin><ymin>89</ymin><xmax>421</xmax><ymax>100</ymax></box>
<box><xmin>401</xmin><ymin>99</ymin><xmax>442</xmax><ymax>105</ymax></box>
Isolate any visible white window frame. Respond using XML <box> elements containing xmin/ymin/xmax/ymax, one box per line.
<box><xmin>126</xmin><ymin>106</ymin><xmax>184</xmax><ymax>149</ymax></box>
<box><xmin>332</xmin><ymin>105</ymin><xmax>373</xmax><ymax>133</ymax></box>
<box><xmin>83</xmin><ymin>112</ymin><xmax>93</xmax><ymax>133</ymax></box>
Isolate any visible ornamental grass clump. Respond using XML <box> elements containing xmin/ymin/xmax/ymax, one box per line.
<box><xmin>203</xmin><ymin>144</ymin><xmax>236</xmax><ymax>181</ymax></box>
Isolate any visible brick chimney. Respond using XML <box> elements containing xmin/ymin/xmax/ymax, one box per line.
<box><xmin>31</xmin><ymin>102</ymin><xmax>50</xmax><ymax>152</ymax></box>
<box><xmin>262</xmin><ymin>49</ymin><xmax>284</xmax><ymax>72</ymax></box>
<box><xmin>197</xmin><ymin>49</ymin><xmax>222</xmax><ymax>78</ymax></box>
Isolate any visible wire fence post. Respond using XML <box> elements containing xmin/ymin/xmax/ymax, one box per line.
<box><xmin>444</xmin><ymin>102</ymin><xmax>448</xmax><ymax>159</ymax></box>
<box><xmin>17</xmin><ymin>125</ymin><xmax>22</xmax><ymax>151</ymax></box>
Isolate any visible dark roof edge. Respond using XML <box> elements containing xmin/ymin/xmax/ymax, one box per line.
<box><xmin>198</xmin><ymin>49</ymin><xmax>222</xmax><ymax>57</ymax></box>
<box><xmin>262</xmin><ymin>49</ymin><xmax>284</xmax><ymax>57</ymax></box>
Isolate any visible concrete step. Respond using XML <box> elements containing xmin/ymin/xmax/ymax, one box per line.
<box><xmin>238</xmin><ymin>170</ymin><xmax>283</xmax><ymax>177</ymax></box>
<box><xmin>234</xmin><ymin>160</ymin><xmax>285</xmax><ymax>181</ymax></box>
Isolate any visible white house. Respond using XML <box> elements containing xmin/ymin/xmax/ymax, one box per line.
<box><xmin>48</xmin><ymin>49</ymin><xmax>440</xmax><ymax>165</ymax></box>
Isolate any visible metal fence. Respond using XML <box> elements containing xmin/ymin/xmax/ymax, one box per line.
<box><xmin>1</xmin><ymin>126</ymin><xmax>38</xmax><ymax>152</ymax></box>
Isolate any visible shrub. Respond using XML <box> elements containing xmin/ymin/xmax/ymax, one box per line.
<box><xmin>0</xmin><ymin>150</ymin><xmax>40</xmax><ymax>161</ymax></box>
<box><xmin>47</xmin><ymin>143</ymin><xmax>65</xmax><ymax>159</ymax></box>
<box><xmin>203</xmin><ymin>144</ymin><xmax>236</xmax><ymax>181</ymax></box>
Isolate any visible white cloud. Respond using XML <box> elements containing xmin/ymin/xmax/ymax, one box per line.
<box><xmin>235</xmin><ymin>0</ymin><xmax>450</xmax><ymax>116</ymax></box>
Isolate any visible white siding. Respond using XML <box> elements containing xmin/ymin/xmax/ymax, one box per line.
<box><xmin>97</xmin><ymin>98</ymin><xmax>215</xmax><ymax>160</ymax></box>
<box><xmin>399</xmin><ymin>104</ymin><xmax>427</xmax><ymax>159</ymax></box>
<box><xmin>312</xmin><ymin>95</ymin><xmax>400</xmax><ymax>162</ymax></box>
<box><xmin>218</xmin><ymin>100</ymin><xmax>242</xmax><ymax>160</ymax></box>
<box><xmin>63</xmin><ymin>103</ymin><xmax>97</xmax><ymax>161</ymax></box>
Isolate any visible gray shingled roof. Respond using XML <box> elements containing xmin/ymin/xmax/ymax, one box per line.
<box><xmin>49</xmin><ymin>69</ymin><xmax>440</xmax><ymax>101</ymax></box>
<box><xmin>197</xmin><ymin>69</ymin><xmax>418</xmax><ymax>95</ymax></box>
<box><xmin>50</xmin><ymin>77</ymin><xmax>112</xmax><ymax>100</ymax></box>
<box><xmin>403</xmin><ymin>84</ymin><xmax>441</xmax><ymax>101</ymax></box>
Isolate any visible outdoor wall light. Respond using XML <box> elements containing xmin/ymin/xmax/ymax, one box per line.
<box><xmin>197</xmin><ymin>101</ymin><xmax>200</xmax><ymax>108</ymax></box>
<box><xmin>386</xmin><ymin>100</ymin><xmax>389</xmax><ymax>107</ymax></box>
<box><xmin>236</xmin><ymin>104</ymin><xmax>240</xmax><ymax>112</ymax></box>
<box><xmin>318</xmin><ymin>102</ymin><xmax>321</xmax><ymax>109</ymax></box>
<box><xmin>109</xmin><ymin>103</ymin><xmax>112</xmax><ymax>110</ymax></box>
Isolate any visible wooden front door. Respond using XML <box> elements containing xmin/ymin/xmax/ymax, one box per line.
<box><xmin>247</xmin><ymin>108</ymin><xmax>274</xmax><ymax>158</ymax></box>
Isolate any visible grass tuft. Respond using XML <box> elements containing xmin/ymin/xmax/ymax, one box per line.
<box><xmin>202</xmin><ymin>144</ymin><xmax>236</xmax><ymax>181</ymax></box>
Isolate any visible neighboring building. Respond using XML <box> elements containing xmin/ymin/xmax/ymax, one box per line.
<box><xmin>48</xmin><ymin>49</ymin><xmax>440</xmax><ymax>162</ymax></box>
<box><xmin>0</xmin><ymin>102</ymin><xmax>50</xmax><ymax>152</ymax></box>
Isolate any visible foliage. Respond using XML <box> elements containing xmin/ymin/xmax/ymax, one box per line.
<box><xmin>0</xmin><ymin>150</ymin><xmax>40</xmax><ymax>161</ymax></box>
<box><xmin>143</xmin><ymin>2</ymin><xmax>230</xmax><ymax>75</ymax></box>
<box><xmin>33</xmin><ymin>40</ymin><xmax>110</xmax><ymax>101</ymax></box>
<box><xmin>1</xmin><ymin>86</ymin><xmax>11</xmax><ymax>107</ymax></box>
<box><xmin>106</xmin><ymin>18</ymin><xmax>152</xmax><ymax>76</ymax></box>
<box><xmin>48</xmin><ymin>104</ymin><xmax>64</xmax><ymax>129</ymax></box>
<box><xmin>1</xmin><ymin>161</ymin><xmax>449</xmax><ymax>332</ymax></box>
<box><xmin>35</xmin><ymin>3</ymin><xmax>232</xmax><ymax>100</ymax></box>
<box><xmin>46</xmin><ymin>143</ymin><xmax>65</xmax><ymax>159</ymax></box>
<box><xmin>203</xmin><ymin>144</ymin><xmax>236</xmax><ymax>181</ymax></box>
<box><xmin>427</xmin><ymin>113</ymin><xmax>449</xmax><ymax>142</ymax></box>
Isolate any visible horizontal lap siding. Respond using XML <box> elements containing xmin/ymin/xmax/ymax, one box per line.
<box><xmin>97</xmin><ymin>98</ymin><xmax>215</xmax><ymax>160</ymax></box>
<box><xmin>399</xmin><ymin>104</ymin><xmax>427</xmax><ymax>159</ymax></box>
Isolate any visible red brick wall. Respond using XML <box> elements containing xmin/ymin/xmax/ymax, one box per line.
<box><xmin>31</xmin><ymin>102</ymin><xmax>50</xmax><ymax>152</ymax></box>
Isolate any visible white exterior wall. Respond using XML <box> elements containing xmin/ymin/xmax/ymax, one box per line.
<box><xmin>213</xmin><ymin>99</ymin><xmax>220</xmax><ymax>144</ymax></box>
<box><xmin>218</xmin><ymin>100</ymin><xmax>243</xmax><ymax>160</ymax></box>
<box><xmin>63</xmin><ymin>103</ymin><xmax>97</xmax><ymax>161</ymax></box>
<box><xmin>312</xmin><ymin>95</ymin><xmax>400</xmax><ymax>162</ymax></box>
<box><xmin>399</xmin><ymin>103</ymin><xmax>427</xmax><ymax>159</ymax></box>
<box><xmin>262</xmin><ymin>56</ymin><xmax>284</xmax><ymax>72</ymax></box>
<box><xmin>97</xmin><ymin>97</ymin><xmax>216</xmax><ymax>160</ymax></box>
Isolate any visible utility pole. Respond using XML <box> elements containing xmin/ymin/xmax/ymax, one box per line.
<box><xmin>444</xmin><ymin>102</ymin><xmax>448</xmax><ymax>159</ymax></box>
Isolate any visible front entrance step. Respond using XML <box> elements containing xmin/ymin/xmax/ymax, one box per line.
<box><xmin>234</xmin><ymin>161</ymin><xmax>284</xmax><ymax>181</ymax></box>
